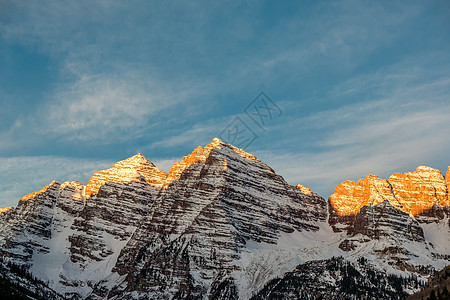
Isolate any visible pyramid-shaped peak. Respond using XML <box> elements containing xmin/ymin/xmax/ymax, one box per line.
<box><xmin>85</xmin><ymin>154</ymin><xmax>168</xmax><ymax>198</ymax></box>
<box><xmin>117</xmin><ymin>153</ymin><xmax>156</xmax><ymax>167</ymax></box>
<box><xmin>209</xmin><ymin>137</ymin><xmax>259</xmax><ymax>160</ymax></box>
<box><xmin>211</xmin><ymin>137</ymin><xmax>223</xmax><ymax>144</ymax></box>
<box><xmin>163</xmin><ymin>138</ymin><xmax>260</xmax><ymax>188</ymax></box>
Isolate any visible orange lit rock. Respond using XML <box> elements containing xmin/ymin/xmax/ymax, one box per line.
<box><xmin>388</xmin><ymin>166</ymin><xmax>448</xmax><ymax>216</ymax></box>
<box><xmin>0</xmin><ymin>206</ymin><xmax>13</xmax><ymax>214</ymax></box>
<box><xmin>85</xmin><ymin>154</ymin><xmax>167</xmax><ymax>198</ymax></box>
<box><xmin>19</xmin><ymin>180</ymin><xmax>59</xmax><ymax>202</ymax></box>
<box><xmin>297</xmin><ymin>184</ymin><xmax>315</xmax><ymax>195</ymax></box>
<box><xmin>163</xmin><ymin>138</ymin><xmax>259</xmax><ymax>187</ymax></box>
<box><xmin>447</xmin><ymin>166</ymin><xmax>450</xmax><ymax>204</ymax></box>
<box><xmin>329</xmin><ymin>166</ymin><xmax>449</xmax><ymax>217</ymax></box>
<box><xmin>329</xmin><ymin>175</ymin><xmax>397</xmax><ymax>217</ymax></box>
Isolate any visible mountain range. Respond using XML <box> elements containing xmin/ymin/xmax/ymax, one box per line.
<box><xmin>0</xmin><ymin>138</ymin><xmax>449</xmax><ymax>299</ymax></box>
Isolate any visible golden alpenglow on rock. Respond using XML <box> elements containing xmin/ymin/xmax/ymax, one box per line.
<box><xmin>85</xmin><ymin>154</ymin><xmax>168</xmax><ymax>198</ymax></box>
<box><xmin>329</xmin><ymin>166</ymin><xmax>450</xmax><ymax>216</ymax></box>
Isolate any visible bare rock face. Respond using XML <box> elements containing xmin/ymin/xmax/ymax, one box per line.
<box><xmin>64</xmin><ymin>156</ymin><xmax>166</xmax><ymax>298</ymax></box>
<box><xmin>0</xmin><ymin>154</ymin><xmax>168</xmax><ymax>299</ymax></box>
<box><xmin>447</xmin><ymin>166</ymin><xmax>450</xmax><ymax>210</ymax></box>
<box><xmin>389</xmin><ymin>166</ymin><xmax>449</xmax><ymax>216</ymax></box>
<box><xmin>351</xmin><ymin>200</ymin><xmax>424</xmax><ymax>241</ymax></box>
<box><xmin>329</xmin><ymin>175</ymin><xmax>398</xmax><ymax>217</ymax></box>
<box><xmin>329</xmin><ymin>166</ymin><xmax>449</xmax><ymax>223</ymax></box>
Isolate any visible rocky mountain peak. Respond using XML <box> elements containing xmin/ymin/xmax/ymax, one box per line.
<box><xmin>329</xmin><ymin>166</ymin><xmax>449</xmax><ymax>218</ymax></box>
<box><xmin>85</xmin><ymin>153</ymin><xmax>167</xmax><ymax>197</ymax></box>
<box><xmin>60</xmin><ymin>180</ymin><xmax>84</xmax><ymax>191</ymax></box>
<box><xmin>329</xmin><ymin>174</ymin><xmax>395</xmax><ymax>217</ymax></box>
<box><xmin>118</xmin><ymin>153</ymin><xmax>151</xmax><ymax>165</ymax></box>
<box><xmin>296</xmin><ymin>184</ymin><xmax>316</xmax><ymax>195</ymax></box>
<box><xmin>388</xmin><ymin>166</ymin><xmax>449</xmax><ymax>215</ymax></box>
<box><xmin>416</xmin><ymin>166</ymin><xmax>440</xmax><ymax>173</ymax></box>
<box><xmin>19</xmin><ymin>180</ymin><xmax>60</xmax><ymax>203</ymax></box>
<box><xmin>163</xmin><ymin>137</ymin><xmax>259</xmax><ymax>187</ymax></box>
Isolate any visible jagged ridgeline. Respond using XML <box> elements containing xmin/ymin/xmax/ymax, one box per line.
<box><xmin>0</xmin><ymin>138</ymin><xmax>449</xmax><ymax>299</ymax></box>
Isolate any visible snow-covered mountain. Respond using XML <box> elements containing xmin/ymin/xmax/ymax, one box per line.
<box><xmin>0</xmin><ymin>138</ymin><xmax>449</xmax><ymax>299</ymax></box>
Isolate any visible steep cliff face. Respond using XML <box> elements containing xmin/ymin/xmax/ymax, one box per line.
<box><xmin>447</xmin><ymin>167</ymin><xmax>450</xmax><ymax>195</ymax></box>
<box><xmin>59</xmin><ymin>156</ymin><xmax>166</xmax><ymax>299</ymax></box>
<box><xmin>0</xmin><ymin>180</ymin><xmax>89</xmax><ymax>297</ymax></box>
<box><xmin>329</xmin><ymin>166</ymin><xmax>449</xmax><ymax>220</ymax></box>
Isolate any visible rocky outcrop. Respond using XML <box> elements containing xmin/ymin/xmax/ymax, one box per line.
<box><xmin>329</xmin><ymin>175</ymin><xmax>398</xmax><ymax>217</ymax></box>
<box><xmin>389</xmin><ymin>166</ymin><xmax>449</xmax><ymax>216</ymax></box>
<box><xmin>351</xmin><ymin>200</ymin><xmax>424</xmax><ymax>242</ymax></box>
<box><xmin>336</xmin><ymin>200</ymin><xmax>428</xmax><ymax>270</ymax></box>
<box><xmin>447</xmin><ymin>167</ymin><xmax>450</xmax><ymax>196</ymax></box>
<box><xmin>329</xmin><ymin>166</ymin><xmax>449</xmax><ymax>222</ymax></box>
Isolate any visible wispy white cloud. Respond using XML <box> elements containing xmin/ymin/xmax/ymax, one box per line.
<box><xmin>44</xmin><ymin>74</ymin><xmax>180</xmax><ymax>143</ymax></box>
<box><xmin>0</xmin><ymin>0</ymin><xmax>220</xmax><ymax>145</ymax></box>
<box><xmin>255</xmin><ymin>56</ymin><xmax>450</xmax><ymax>197</ymax></box>
<box><xmin>255</xmin><ymin>101</ymin><xmax>450</xmax><ymax>197</ymax></box>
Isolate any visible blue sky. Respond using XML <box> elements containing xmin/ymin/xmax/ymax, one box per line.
<box><xmin>1</xmin><ymin>0</ymin><xmax>450</xmax><ymax>207</ymax></box>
